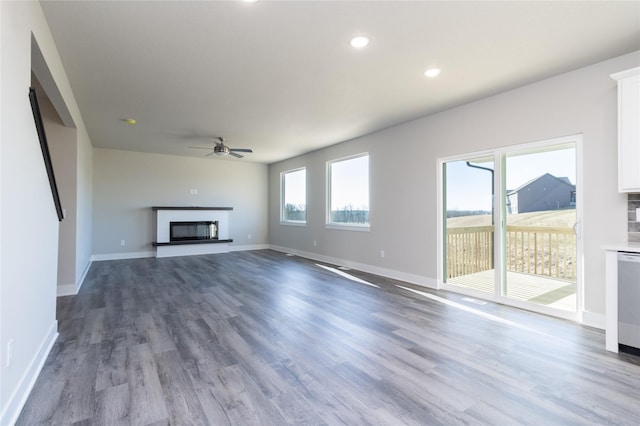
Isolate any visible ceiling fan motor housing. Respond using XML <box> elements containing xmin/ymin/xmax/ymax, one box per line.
<box><xmin>214</xmin><ymin>144</ymin><xmax>230</xmax><ymax>155</ymax></box>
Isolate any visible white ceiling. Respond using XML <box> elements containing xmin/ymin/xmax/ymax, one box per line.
<box><xmin>40</xmin><ymin>0</ymin><xmax>640</xmax><ymax>164</ymax></box>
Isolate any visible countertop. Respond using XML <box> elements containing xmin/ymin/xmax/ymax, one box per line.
<box><xmin>602</xmin><ymin>242</ymin><xmax>640</xmax><ymax>253</ymax></box>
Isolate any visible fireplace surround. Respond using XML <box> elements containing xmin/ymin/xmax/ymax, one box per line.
<box><xmin>152</xmin><ymin>206</ymin><xmax>233</xmax><ymax>258</ymax></box>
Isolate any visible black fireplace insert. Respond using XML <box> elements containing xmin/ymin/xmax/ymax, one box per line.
<box><xmin>170</xmin><ymin>221</ymin><xmax>218</xmax><ymax>241</ymax></box>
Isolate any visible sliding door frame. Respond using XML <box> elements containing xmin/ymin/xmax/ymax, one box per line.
<box><xmin>437</xmin><ymin>134</ymin><xmax>584</xmax><ymax>322</ymax></box>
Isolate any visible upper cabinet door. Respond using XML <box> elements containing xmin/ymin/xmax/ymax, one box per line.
<box><xmin>611</xmin><ymin>67</ymin><xmax>640</xmax><ymax>193</ymax></box>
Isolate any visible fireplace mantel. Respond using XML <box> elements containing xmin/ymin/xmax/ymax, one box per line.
<box><xmin>152</xmin><ymin>206</ymin><xmax>233</xmax><ymax>258</ymax></box>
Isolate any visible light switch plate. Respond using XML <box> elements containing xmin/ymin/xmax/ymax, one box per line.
<box><xmin>636</xmin><ymin>208</ymin><xmax>640</xmax><ymax>221</ymax></box>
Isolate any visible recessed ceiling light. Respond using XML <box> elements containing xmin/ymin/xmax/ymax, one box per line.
<box><xmin>243</xmin><ymin>0</ymin><xmax>258</xmax><ymax>3</ymax></box>
<box><xmin>350</xmin><ymin>36</ymin><xmax>370</xmax><ymax>49</ymax></box>
<box><xmin>424</xmin><ymin>68</ymin><xmax>441</xmax><ymax>78</ymax></box>
<box><xmin>123</xmin><ymin>118</ymin><xmax>137</xmax><ymax>125</ymax></box>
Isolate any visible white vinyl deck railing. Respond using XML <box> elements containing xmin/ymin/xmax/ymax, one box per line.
<box><xmin>446</xmin><ymin>225</ymin><xmax>576</xmax><ymax>281</ymax></box>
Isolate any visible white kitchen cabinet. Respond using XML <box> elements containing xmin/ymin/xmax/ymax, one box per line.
<box><xmin>611</xmin><ymin>67</ymin><xmax>640</xmax><ymax>193</ymax></box>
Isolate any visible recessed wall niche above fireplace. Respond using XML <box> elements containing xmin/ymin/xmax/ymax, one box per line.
<box><xmin>152</xmin><ymin>206</ymin><xmax>233</xmax><ymax>258</ymax></box>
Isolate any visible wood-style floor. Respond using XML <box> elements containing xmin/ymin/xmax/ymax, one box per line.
<box><xmin>17</xmin><ymin>250</ymin><xmax>640</xmax><ymax>425</ymax></box>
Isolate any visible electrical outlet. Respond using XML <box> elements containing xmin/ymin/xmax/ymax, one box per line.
<box><xmin>120</xmin><ymin>240</ymin><xmax>125</xmax><ymax>246</ymax></box>
<box><xmin>313</xmin><ymin>240</ymin><xmax>317</xmax><ymax>247</ymax></box>
<box><xmin>380</xmin><ymin>250</ymin><xmax>385</xmax><ymax>258</ymax></box>
<box><xmin>248</xmin><ymin>234</ymin><xmax>252</xmax><ymax>240</ymax></box>
<box><xmin>7</xmin><ymin>339</ymin><xmax>14</xmax><ymax>367</ymax></box>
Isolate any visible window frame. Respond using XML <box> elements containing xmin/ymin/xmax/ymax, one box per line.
<box><xmin>280</xmin><ymin>167</ymin><xmax>307</xmax><ymax>226</ymax></box>
<box><xmin>326</xmin><ymin>153</ymin><xmax>370</xmax><ymax>231</ymax></box>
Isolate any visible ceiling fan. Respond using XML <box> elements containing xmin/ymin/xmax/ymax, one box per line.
<box><xmin>189</xmin><ymin>137</ymin><xmax>253</xmax><ymax>158</ymax></box>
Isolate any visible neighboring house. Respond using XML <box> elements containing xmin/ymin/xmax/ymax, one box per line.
<box><xmin>507</xmin><ymin>173</ymin><xmax>576</xmax><ymax>214</ymax></box>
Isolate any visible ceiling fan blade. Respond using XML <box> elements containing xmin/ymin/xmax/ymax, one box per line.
<box><xmin>230</xmin><ymin>148</ymin><xmax>253</xmax><ymax>153</ymax></box>
<box><xmin>204</xmin><ymin>151</ymin><xmax>216</xmax><ymax>157</ymax></box>
<box><xmin>189</xmin><ymin>146</ymin><xmax>215</xmax><ymax>150</ymax></box>
<box><xmin>229</xmin><ymin>151</ymin><xmax>244</xmax><ymax>158</ymax></box>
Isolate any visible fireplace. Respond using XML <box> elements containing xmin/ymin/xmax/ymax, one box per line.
<box><xmin>170</xmin><ymin>221</ymin><xmax>218</xmax><ymax>242</ymax></box>
<box><xmin>153</xmin><ymin>207</ymin><xmax>232</xmax><ymax>258</ymax></box>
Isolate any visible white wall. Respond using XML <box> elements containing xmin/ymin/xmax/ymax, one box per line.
<box><xmin>93</xmin><ymin>148</ymin><xmax>268</xmax><ymax>258</ymax></box>
<box><xmin>37</xmin><ymin>83</ymin><xmax>93</xmax><ymax>296</ymax></box>
<box><xmin>0</xmin><ymin>2</ymin><xmax>93</xmax><ymax>424</ymax></box>
<box><xmin>76</xmin><ymin>114</ymin><xmax>93</xmax><ymax>288</ymax></box>
<box><xmin>269</xmin><ymin>51</ymin><xmax>640</xmax><ymax>322</ymax></box>
<box><xmin>37</xmin><ymin>84</ymin><xmax>78</xmax><ymax>291</ymax></box>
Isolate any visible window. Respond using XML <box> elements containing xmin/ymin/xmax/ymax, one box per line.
<box><xmin>327</xmin><ymin>153</ymin><xmax>369</xmax><ymax>228</ymax></box>
<box><xmin>281</xmin><ymin>167</ymin><xmax>306</xmax><ymax>224</ymax></box>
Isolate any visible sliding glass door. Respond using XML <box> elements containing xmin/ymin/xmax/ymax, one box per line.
<box><xmin>503</xmin><ymin>144</ymin><xmax>577</xmax><ymax>312</ymax></box>
<box><xmin>443</xmin><ymin>156</ymin><xmax>496</xmax><ymax>295</ymax></box>
<box><xmin>442</xmin><ymin>137</ymin><xmax>580</xmax><ymax>316</ymax></box>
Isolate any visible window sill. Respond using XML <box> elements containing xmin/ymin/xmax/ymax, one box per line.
<box><xmin>325</xmin><ymin>223</ymin><xmax>370</xmax><ymax>232</ymax></box>
<box><xmin>280</xmin><ymin>221</ymin><xmax>307</xmax><ymax>227</ymax></box>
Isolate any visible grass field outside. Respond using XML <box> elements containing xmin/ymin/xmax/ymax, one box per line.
<box><xmin>447</xmin><ymin>209</ymin><xmax>576</xmax><ymax>228</ymax></box>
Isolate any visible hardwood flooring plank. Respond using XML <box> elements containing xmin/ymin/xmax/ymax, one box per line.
<box><xmin>185</xmin><ymin>318</ymin><xmax>238</xmax><ymax>368</ymax></box>
<box><xmin>93</xmin><ymin>383</ymin><xmax>130</xmax><ymax>426</ymax></box>
<box><xmin>155</xmin><ymin>350</ymin><xmax>210</xmax><ymax>426</ymax></box>
<box><xmin>126</xmin><ymin>343</ymin><xmax>169</xmax><ymax>425</ymax></box>
<box><xmin>95</xmin><ymin>341</ymin><xmax>128</xmax><ymax>392</ymax></box>
<box><xmin>273</xmin><ymin>360</ymin><xmax>378</xmax><ymax>425</ymax></box>
<box><xmin>209</xmin><ymin>364</ymin><xmax>287</xmax><ymax>425</ymax></box>
<box><xmin>13</xmin><ymin>373</ymin><xmax>65</xmax><ymax>424</ymax></box>
<box><xmin>463</xmin><ymin>401</ymin><xmax>533</xmax><ymax>425</ymax></box>
<box><xmin>51</xmin><ymin>342</ymin><xmax>100</xmax><ymax>424</ymax></box>
<box><xmin>186</xmin><ymin>360</ymin><xmax>236</xmax><ymax>425</ymax></box>
<box><xmin>134</xmin><ymin>312</ymin><xmax>176</xmax><ymax>354</ymax></box>
<box><xmin>331</xmin><ymin>361</ymin><xmax>447</xmax><ymax>426</ymax></box>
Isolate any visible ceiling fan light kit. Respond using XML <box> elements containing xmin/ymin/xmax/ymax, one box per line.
<box><xmin>189</xmin><ymin>136</ymin><xmax>253</xmax><ymax>159</ymax></box>
<box><xmin>214</xmin><ymin>144</ymin><xmax>230</xmax><ymax>156</ymax></box>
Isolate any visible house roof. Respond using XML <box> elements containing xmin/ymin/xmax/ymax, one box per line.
<box><xmin>39</xmin><ymin>1</ymin><xmax>640</xmax><ymax>164</ymax></box>
<box><xmin>557</xmin><ymin>177</ymin><xmax>573</xmax><ymax>185</ymax></box>
<box><xmin>507</xmin><ymin>173</ymin><xmax>575</xmax><ymax>195</ymax></box>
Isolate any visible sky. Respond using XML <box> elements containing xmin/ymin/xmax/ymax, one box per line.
<box><xmin>330</xmin><ymin>155</ymin><xmax>369</xmax><ymax>210</ymax></box>
<box><xmin>284</xmin><ymin>168</ymin><xmax>306</xmax><ymax>207</ymax></box>
<box><xmin>446</xmin><ymin>146</ymin><xmax>576</xmax><ymax>211</ymax></box>
<box><xmin>284</xmin><ymin>155</ymin><xmax>370</xmax><ymax>211</ymax></box>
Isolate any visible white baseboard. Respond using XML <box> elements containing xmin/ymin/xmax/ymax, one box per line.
<box><xmin>57</xmin><ymin>259</ymin><xmax>92</xmax><ymax>297</ymax></box>
<box><xmin>56</xmin><ymin>283</ymin><xmax>77</xmax><ymax>297</ymax></box>
<box><xmin>582</xmin><ymin>310</ymin><xmax>605</xmax><ymax>330</ymax></box>
<box><xmin>269</xmin><ymin>245</ymin><xmax>437</xmax><ymax>289</ymax></box>
<box><xmin>91</xmin><ymin>251</ymin><xmax>156</xmax><ymax>261</ymax></box>
<box><xmin>0</xmin><ymin>321</ymin><xmax>58</xmax><ymax>426</ymax></box>
<box><xmin>76</xmin><ymin>259</ymin><xmax>92</xmax><ymax>292</ymax></box>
